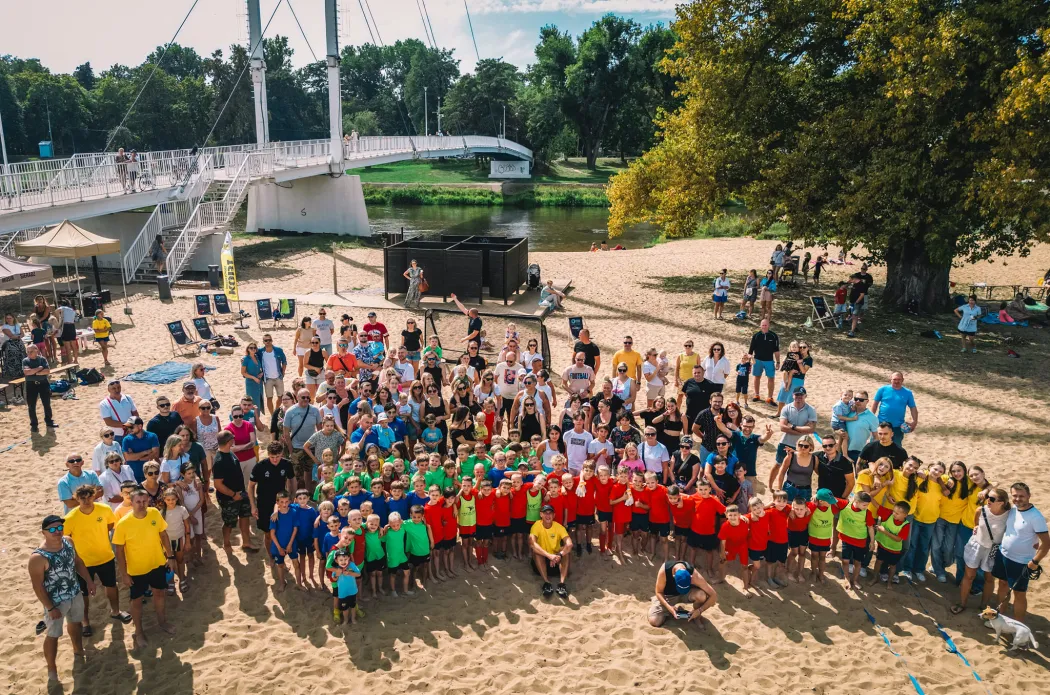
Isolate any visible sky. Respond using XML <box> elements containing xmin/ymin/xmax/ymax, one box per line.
<box><xmin>1</xmin><ymin>0</ymin><xmax>677</xmax><ymax>75</ymax></box>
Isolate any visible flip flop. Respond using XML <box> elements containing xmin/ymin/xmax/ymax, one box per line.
<box><xmin>542</xmin><ymin>582</ymin><xmax>554</xmax><ymax>597</ymax></box>
<box><xmin>949</xmin><ymin>604</ymin><xmax>966</xmax><ymax>615</ymax></box>
<box><xmin>36</xmin><ymin>620</ymin><xmax>47</xmax><ymax>635</ymax></box>
<box><xmin>82</xmin><ymin>625</ymin><xmax>93</xmax><ymax>637</ymax></box>
<box><xmin>111</xmin><ymin>611</ymin><xmax>132</xmax><ymax>624</ymax></box>
<box><xmin>556</xmin><ymin>583</ymin><xmax>568</xmax><ymax>598</ymax></box>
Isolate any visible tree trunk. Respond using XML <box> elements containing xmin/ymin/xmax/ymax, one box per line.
<box><xmin>882</xmin><ymin>237</ymin><xmax>953</xmax><ymax>313</ymax></box>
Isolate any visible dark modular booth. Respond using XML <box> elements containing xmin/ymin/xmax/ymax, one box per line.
<box><xmin>383</xmin><ymin>235</ymin><xmax>529</xmax><ymax>305</ymax></box>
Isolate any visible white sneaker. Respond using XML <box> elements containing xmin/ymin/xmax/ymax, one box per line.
<box><xmin>859</xmin><ymin>568</ymin><xmax>868</xmax><ymax>578</ymax></box>
<box><xmin>937</xmin><ymin>574</ymin><xmax>948</xmax><ymax>583</ymax></box>
<box><xmin>899</xmin><ymin>571</ymin><xmax>913</xmax><ymax>581</ymax></box>
<box><xmin>891</xmin><ymin>575</ymin><xmax>900</xmax><ymax>584</ymax></box>
<box><xmin>915</xmin><ymin>572</ymin><xmax>926</xmax><ymax>583</ymax></box>
<box><xmin>880</xmin><ymin>573</ymin><xmax>889</xmax><ymax>582</ymax></box>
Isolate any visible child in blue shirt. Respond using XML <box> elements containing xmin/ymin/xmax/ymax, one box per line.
<box><xmin>830</xmin><ymin>389</ymin><xmax>857</xmax><ymax>449</ymax></box>
<box><xmin>331</xmin><ymin>549</ymin><xmax>360</xmax><ymax>624</ymax></box>
<box><xmin>375</xmin><ymin>414</ymin><xmax>397</xmax><ymax>451</ymax></box>
<box><xmin>387</xmin><ymin>481</ymin><xmax>410</xmax><ymax>522</ymax></box>
<box><xmin>407</xmin><ymin>476</ymin><xmax>430</xmax><ymax>508</ymax></box>
<box><xmin>420</xmin><ymin>414</ymin><xmax>444</xmax><ymax>453</ymax></box>
<box><xmin>320</xmin><ymin>515</ymin><xmax>343</xmax><ymax>557</ymax></box>
<box><xmin>368</xmin><ymin>479</ymin><xmax>390</xmax><ymax>526</ymax></box>
<box><xmin>269</xmin><ymin>492</ymin><xmax>301</xmax><ymax>590</ymax></box>
<box><xmin>313</xmin><ymin>500</ymin><xmax>335</xmax><ymax>586</ymax></box>
<box><xmin>291</xmin><ymin>490</ymin><xmax>319</xmax><ymax>586</ymax></box>
<box><xmin>338</xmin><ymin>478</ymin><xmax>369</xmax><ymax>511</ymax></box>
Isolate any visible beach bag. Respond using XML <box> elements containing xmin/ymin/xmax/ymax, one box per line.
<box><xmin>419</xmin><ymin>277</ymin><xmax>430</xmax><ymax>293</ymax></box>
<box><xmin>49</xmin><ymin>379</ymin><xmax>72</xmax><ymax>394</ymax></box>
<box><xmin>77</xmin><ymin>368</ymin><xmax>105</xmax><ymax>385</ymax></box>
<box><xmin>982</xmin><ymin>507</ymin><xmax>1000</xmax><ymax>567</ymax></box>
<box><xmin>220</xmin><ymin>335</ymin><xmax>240</xmax><ymax>347</ymax></box>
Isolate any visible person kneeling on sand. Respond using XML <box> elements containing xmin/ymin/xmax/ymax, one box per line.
<box><xmin>649</xmin><ymin>560</ymin><xmax>717</xmax><ymax>628</ymax></box>
<box><xmin>529</xmin><ymin>504</ymin><xmax>572</xmax><ymax>598</ymax></box>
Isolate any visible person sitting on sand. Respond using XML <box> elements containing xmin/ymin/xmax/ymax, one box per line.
<box><xmin>529</xmin><ymin>504</ymin><xmax>572</xmax><ymax>597</ymax></box>
<box><xmin>648</xmin><ymin>559</ymin><xmax>717</xmax><ymax>628</ymax></box>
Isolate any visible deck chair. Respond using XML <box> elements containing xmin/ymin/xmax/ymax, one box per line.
<box><xmin>256</xmin><ymin>299</ymin><xmax>274</xmax><ymax>329</ymax></box>
<box><xmin>810</xmin><ymin>296</ymin><xmax>834</xmax><ymax>328</ymax></box>
<box><xmin>166</xmin><ymin>320</ymin><xmax>199</xmax><ymax>356</ymax></box>
<box><xmin>213</xmin><ymin>293</ymin><xmax>233</xmax><ymax>322</ymax></box>
<box><xmin>192</xmin><ymin>317</ymin><xmax>215</xmax><ymax>341</ymax></box>
<box><xmin>194</xmin><ymin>294</ymin><xmax>212</xmax><ymax>317</ymax></box>
<box><xmin>273</xmin><ymin>298</ymin><xmax>296</xmax><ymax>327</ymax></box>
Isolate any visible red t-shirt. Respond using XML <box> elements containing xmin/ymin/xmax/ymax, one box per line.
<box><xmin>765</xmin><ymin>505</ymin><xmax>790</xmax><ymax>544</ymax></box>
<box><xmin>493</xmin><ymin>492</ymin><xmax>512</xmax><ymax>527</ymax></box>
<box><xmin>647</xmin><ymin>485</ymin><xmax>671</xmax><ymax>524</ymax></box>
<box><xmin>745</xmin><ymin>512</ymin><xmax>771</xmax><ymax>551</ymax></box>
<box><xmin>475</xmin><ymin>489</ymin><xmax>496</xmax><ymax>526</ymax></box>
<box><xmin>631</xmin><ymin>487</ymin><xmax>651</xmax><ymax>516</ymax></box>
<box><xmin>363</xmin><ymin>321</ymin><xmax>388</xmax><ymax>339</ymax></box>
<box><xmin>690</xmin><ymin>496</ymin><xmax>726</xmax><ymax>535</ymax></box>
<box><xmin>424</xmin><ymin>501</ymin><xmax>445</xmax><ymax>537</ymax></box>
<box><xmin>351</xmin><ymin>528</ymin><xmax>365</xmax><ymax>565</ymax></box>
<box><xmin>839</xmin><ymin>506</ymin><xmax>877</xmax><ymax>548</ymax></box>
<box><xmin>787</xmin><ymin>504</ymin><xmax>814</xmax><ymax>532</ymax></box>
<box><xmin>718</xmin><ymin>518</ymin><xmax>749</xmax><ymax>551</ymax></box>
<box><xmin>671</xmin><ymin>494</ymin><xmax>697</xmax><ymax>529</ymax></box>
<box><xmin>441</xmin><ymin>504</ymin><xmax>458</xmax><ymax>540</ymax></box>
<box><xmin>225</xmin><ymin>420</ymin><xmax>256</xmax><ymax>462</ymax></box>
<box><xmin>575</xmin><ymin>476</ymin><xmax>597</xmax><ymax>516</ymax></box>
<box><xmin>509</xmin><ymin>482</ymin><xmax>533</xmax><ymax>519</ymax></box>
<box><xmin>561</xmin><ymin>480</ymin><xmax>578</xmax><ymax>523</ymax></box>
<box><xmin>611</xmin><ymin>482</ymin><xmax>632</xmax><ymax>523</ymax></box>
<box><xmin>592</xmin><ymin>477</ymin><xmax>613</xmax><ymax>513</ymax></box>
<box><xmin>548</xmin><ymin>493</ymin><xmax>567</xmax><ymax>526</ymax></box>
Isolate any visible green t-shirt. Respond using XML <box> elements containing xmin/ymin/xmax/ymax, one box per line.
<box><xmin>333</xmin><ymin>472</ymin><xmax>359</xmax><ymax>494</ymax></box>
<box><xmin>422</xmin><ymin>345</ymin><xmax>443</xmax><ymax>359</ymax></box>
<box><xmin>404</xmin><ymin>519</ymin><xmax>431</xmax><ymax>556</ymax></box>
<box><xmin>463</xmin><ymin>455</ymin><xmax>493</xmax><ymax>478</ymax></box>
<box><xmin>364</xmin><ymin>529</ymin><xmax>385</xmax><ymax>562</ymax></box>
<box><xmin>383</xmin><ymin>527</ymin><xmax>409</xmax><ymax>567</ymax></box>
<box><xmin>425</xmin><ymin>469</ymin><xmax>456</xmax><ymax>492</ymax></box>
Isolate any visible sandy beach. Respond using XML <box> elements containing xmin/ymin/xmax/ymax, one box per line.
<box><xmin>1</xmin><ymin>235</ymin><xmax>1048</xmax><ymax>694</ymax></box>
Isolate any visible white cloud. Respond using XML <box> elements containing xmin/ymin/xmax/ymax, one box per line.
<box><xmin>468</xmin><ymin>0</ymin><xmax>677</xmax><ymax>14</ymax></box>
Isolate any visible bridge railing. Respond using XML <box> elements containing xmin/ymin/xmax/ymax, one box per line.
<box><xmin>344</xmin><ymin>136</ymin><xmax>416</xmax><ymax>159</ymax></box>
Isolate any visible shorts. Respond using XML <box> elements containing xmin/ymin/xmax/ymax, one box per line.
<box><xmin>264</xmin><ymin>378</ymin><xmax>284</xmax><ymax>398</ymax></box>
<box><xmin>270</xmin><ymin>543</ymin><xmax>299</xmax><ymax>564</ymax></box>
<box><xmin>500</xmin><ymin>398</ymin><xmax>515</xmax><ymax>419</ymax></box>
<box><xmin>409</xmin><ymin>553</ymin><xmax>430</xmax><ymax>567</ymax></box>
<box><xmin>406</xmin><ymin>350</ymin><xmax>421</xmax><ymax>361</ymax></box>
<box><xmin>169</xmin><ymin>538</ymin><xmax>183</xmax><ymax>554</ymax></box>
<box><xmin>645</xmin><ymin>382</ymin><xmax>665</xmax><ymax>401</ymax></box>
<box><xmin>775</xmin><ymin>442</ymin><xmax>792</xmax><ymax>465</ymax></box>
<box><xmin>808</xmin><ymin>538</ymin><xmax>831</xmax><ymax>553</ymax></box>
<box><xmin>840</xmin><ymin>542</ymin><xmax>867</xmax><ymax>563</ymax></box>
<box><xmin>43</xmin><ymin>594</ymin><xmax>85</xmax><ymax>638</ymax></box>
<box><xmin>674</xmin><ymin>525</ymin><xmax>691</xmax><ymax>540</ymax></box>
<box><xmin>130</xmin><ymin>565</ymin><xmax>168</xmax><ymax>600</ymax></box>
<box><xmin>831</xmin><ymin>421</ymin><xmax>846</xmax><ymax>432</ymax></box>
<box><xmin>437</xmin><ymin>539</ymin><xmax>456</xmax><ymax>551</ymax></box>
<box><xmin>735</xmin><ymin>375</ymin><xmax>749</xmax><ymax>394</ymax></box>
<box><xmin>458</xmin><ymin>525</ymin><xmax>476</xmax><ymax>538</ymax></box>
<box><xmin>82</xmin><ymin>559</ymin><xmax>117</xmax><ymax>589</ymax></box>
<box><xmin>387</xmin><ymin>562</ymin><xmax>409</xmax><ymax>573</ymax></box>
<box><xmin>752</xmin><ymin>360</ymin><xmax>776</xmax><ymax>378</ymax></box>
<box><xmin>788</xmin><ymin>529</ymin><xmax>809</xmax><ymax>548</ymax></box>
<box><xmin>297</xmin><ymin>538</ymin><xmax>314</xmax><ymax>557</ymax></box>
<box><xmin>687</xmin><ymin>531</ymin><xmax>719</xmax><ymax>551</ymax></box>
<box><xmin>630</xmin><ymin>516</ymin><xmax>650</xmax><ymax>533</ymax></box>
<box><xmin>596</xmin><ymin>510</ymin><xmax>613</xmax><ymax>523</ymax></box>
<box><xmin>748</xmin><ymin>548</ymin><xmax>766</xmax><ymax>562</ymax></box>
<box><xmin>60</xmin><ymin>323</ymin><xmax>76</xmax><ymax>343</ymax></box>
<box><xmin>319</xmin><ymin>344</ymin><xmax>333</xmax><ymax>355</ymax></box>
<box><xmin>959</xmin><ymin>330</ymin><xmax>976</xmax><ymax>337</ymax></box>
<box><xmin>766</xmin><ymin>541</ymin><xmax>788</xmax><ymax>564</ymax></box>
<box><xmin>576</xmin><ymin>515</ymin><xmax>595</xmax><ymax>526</ymax></box>
<box><xmin>511</xmin><ymin>518</ymin><xmax>529</xmax><ymax>534</ymax></box>
<box><xmin>290</xmin><ymin>449</ymin><xmax>312</xmax><ymax>479</ymax></box>
<box><xmin>493</xmin><ymin>525</ymin><xmax>510</xmax><ymax>537</ymax></box>
<box><xmin>875</xmin><ymin>546</ymin><xmax>901</xmax><ymax>569</ymax></box>
<box><xmin>649</xmin><ymin>522</ymin><xmax>670</xmax><ymax>538</ymax></box>
<box><xmin>963</xmin><ymin>536</ymin><xmax>995</xmax><ymax>572</ymax></box>
<box><xmin>295</xmin><ymin>346</ymin><xmax>308</xmax><ymax>357</ymax></box>
<box><xmin>365</xmin><ymin>558</ymin><xmax>386</xmax><ymax>574</ymax></box>
<box><xmin>219</xmin><ymin>497</ymin><xmax>251</xmax><ymax>528</ymax></box>
<box><xmin>96</xmin><ymin>337</ymin><xmax>109</xmax><ymax>344</ymax></box>
<box><xmin>338</xmin><ymin>595</ymin><xmax>358</xmax><ymax>610</ymax></box>
<box><xmin>304</xmin><ymin>371</ymin><xmax>324</xmax><ymax>385</ymax></box>
<box><xmin>566</xmin><ymin>520</ymin><xmax>577</xmax><ymax>530</ymax></box>
<box><xmin>992</xmin><ymin>552</ymin><xmax>1032</xmax><ymax>593</ymax></box>
<box><xmin>833</xmin><ymin>303</ymin><xmax>847</xmax><ymax>315</ymax></box>
<box><xmin>475</xmin><ymin>524</ymin><xmax>493</xmax><ymax>540</ymax></box>
<box><xmin>724</xmin><ymin>545</ymin><xmax>747</xmax><ymax>564</ymax></box>
<box><xmin>712</xmin><ymin>293</ymin><xmax>727</xmax><ymax>303</ymax></box>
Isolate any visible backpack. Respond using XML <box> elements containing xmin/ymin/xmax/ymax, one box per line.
<box><xmin>77</xmin><ymin>368</ymin><xmax>105</xmax><ymax>385</ymax></box>
<box><xmin>220</xmin><ymin>335</ymin><xmax>240</xmax><ymax>347</ymax></box>
<box><xmin>49</xmin><ymin>379</ymin><xmax>72</xmax><ymax>394</ymax></box>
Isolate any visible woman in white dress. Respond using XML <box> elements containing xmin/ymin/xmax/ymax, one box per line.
<box><xmin>700</xmin><ymin>341</ymin><xmax>732</xmax><ymax>394</ymax></box>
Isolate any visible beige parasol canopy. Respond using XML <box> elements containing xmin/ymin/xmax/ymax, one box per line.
<box><xmin>14</xmin><ymin>219</ymin><xmax>121</xmax><ymax>258</ymax></box>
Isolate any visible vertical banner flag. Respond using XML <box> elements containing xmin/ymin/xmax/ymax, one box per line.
<box><xmin>221</xmin><ymin>231</ymin><xmax>239</xmax><ymax>301</ymax></box>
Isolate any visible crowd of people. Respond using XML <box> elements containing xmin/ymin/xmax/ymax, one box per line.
<box><xmin>28</xmin><ymin>291</ymin><xmax>1049</xmax><ymax>682</ymax></box>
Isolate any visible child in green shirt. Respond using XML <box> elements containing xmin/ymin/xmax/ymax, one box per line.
<box><xmin>363</xmin><ymin>513</ymin><xmax>386</xmax><ymax>598</ymax></box>
<box><xmin>383</xmin><ymin>512</ymin><xmax>412</xmax><ymax>596</ymax></box>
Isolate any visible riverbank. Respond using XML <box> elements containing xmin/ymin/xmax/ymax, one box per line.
<box><xmin>354</xmin><ymin>157</ymin><xmax>627</xmax><ymax>185</ymax></box>
<box><xmin>362</xmin><ymin>183</ymin><xmax>609</xmax><ymax>207</ymax></box>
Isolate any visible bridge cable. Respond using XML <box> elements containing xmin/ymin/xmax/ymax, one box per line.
<box><xmin>286</xmin><ymin>0</ymin><xmax>319</xmax><ymax>61</ymax></box>
<box><xmin>420</xmin><ymin>0</ymin><xmax>439</xmax><ymax>48</ymax></box>
<box><xmin>356</xmin><ymin>0</ymin><xmax>416</xmax><ymax>136</ymax></box>
<box><xmin>101</xmin><ymin>0</ymin><xmax>201</xmax><ymax>154</ymax></box>
<box><xmin>462</xmin><ymin>0</ymin><xmax>503</xmax><ymax>138</ymax></box>
<box><xmin>355</xmin><ymin>0</ymin><xmax>377</xmax><ymax>45</ymax></box>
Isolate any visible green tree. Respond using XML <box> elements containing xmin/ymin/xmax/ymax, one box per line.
<box><xmin>344</xmin><ymin>110</ymin><xmax>380</xmax><ymax>136</ymax></box>
<box><xmin>72</xmin><ymin>62</ymin><xmax>95</xmax><ymax>91</ymax></box>
<box><xmin>608</xmin><ymin>0</ymin><xmax>1050</xmax><ymax>310</ymax></box>
<box><xmin>443</xmin><ymin>59</ymin><xmax>521</xmax><ymax>136</ymax></box>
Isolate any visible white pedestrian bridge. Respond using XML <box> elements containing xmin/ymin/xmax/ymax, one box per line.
<box><xmin>0</xmin><ymin>136</ymin><xmax>532</xmax><ymax>284</ymax></box>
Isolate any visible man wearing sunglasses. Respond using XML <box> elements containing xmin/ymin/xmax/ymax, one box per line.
<box><xmin>29</xmin><ymin>514</ymin><xmax>94</xmax><ymax>684</ymax></box>
<box><xmin>121</xmin><ymin>417</ymin><xmax>159</xmax><ymax>483</ymax></box>
<box><xmin>282</xmin><ymin>389</ymin><xmax>322</xmax><ymax>490</ymax></box>
<box><xmin>611</xmin><ymin>336</ymin><xmax>642</xmax><ymax>385</ymax></box>
<box><xmin>260</xmin><ymin>334</ymin><xmax>288</xmax><ymax>414</ymax></box>
<box><xmin>147</xmin><ymin>395</ymin><xmax>184</xmax><ymax>457</ymax></box>
<box><xmin>57</xmin><ymin>454</ymin><xmax>102</xmax><ymax>512</ymax></box>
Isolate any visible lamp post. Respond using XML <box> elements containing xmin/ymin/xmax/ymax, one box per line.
<box><xmin>424</xmin><ymin>87</ymin><xmax>428</xmax><ymax>137</ymax></box>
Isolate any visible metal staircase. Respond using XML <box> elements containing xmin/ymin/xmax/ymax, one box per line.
<box><xmin>0</xmin><ymin>226</ymin><xmax>47</xmax><ymax>258</ymax></box>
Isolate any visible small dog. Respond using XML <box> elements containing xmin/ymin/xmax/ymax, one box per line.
<box><xmin>979</xmin><ymin>607</ymin><xmax>1039</xmax><ymax>651</ymax></box>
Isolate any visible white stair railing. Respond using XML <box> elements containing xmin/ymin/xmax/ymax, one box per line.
<box><xmin>0</xmin><ymin>226</ymin><xmax>46</xmax><ymax>256</ymax></box>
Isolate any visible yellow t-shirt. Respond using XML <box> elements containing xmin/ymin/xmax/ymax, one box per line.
<box><xmin>883</xmin><ymin>470</ymin><xmax>912</xmax><ymax>510</ymax></box>
<box><xmin>92</xmin><ymin>318</ymin><xmax>111</xmax><ymax>339</ymax></box>
<box><xmin>677</xmin><ymin>352</ymin><xmax>699</xmax><ymax>382</ymax></box>
<box><xmin>938</xmin><ymin>474</ymin><xmax>969</xmax><ymax>524</ymax></box>
<box><xmin>911</xmin><ymin>479</ymin><xmax>944</xmax><ymax>525</ymax></box>
<box><xmin>64</xmin><ymin>503</ymin><xmax>116</xmax><ymax>567</ymax></box>
<box><xmin>853</xmin><ymin>469</ymin><xmax>891</xmax><ymax>512</ymax></box>
<box><xmin>612</xmin><ymin>349</ymin><xmax>643</xmax><ymax>378</ymax></box>
<box><xmin>530</xmin><ymin>520</ymin><xmax>569</xmax><ymax>555</ymax></box>
<box><xmin>962</xmin><ymin>486</ymin><xmax>987</xmax><ymax>529</ymax></box>
<box><xmin>112</xmin><ymin>507</ymin><xmax>168</xmax><ymax>576</ymax></box>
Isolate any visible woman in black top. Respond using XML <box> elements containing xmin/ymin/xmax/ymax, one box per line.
<box><xmin>448</xmin><ymin>406</ymin><xmax>477</xmax><ymax>450</ymax></box>
<box><xmin>449</xmin><ymin>378</ymin><xmax>476</xmax><ymax>413</ymax></box>
<box><xmin>652</xmin><ymin>398</ymin><xmax>686</xmax><ymax>454</ymax></box>
<box><xmin>590</xmin><ymin>398</ymin><xmax>615</xmax><ymax>437</ymax></box>
<box><xmin>670</xmin><ymin>438</ymin><xmax>701</xmax><ymax>490</ymax></box>
<box><xmin>423</xmin><ymin>383</ymin><xmax>449</xmax><ymax>454</ymax></box>
<box><xmin>517</xmin><ymin>396</ymin><xmax>545</xmax><ymax>442</ymax></box>
<box><xmin>401</xmin><ymin>319</ymin><xmax>423</xmax><ymax>369</ymax></box>
<box><xmin>304</xmin><ymin>338</ymin><xmax>328</xmax><ymax>398</ymax></box>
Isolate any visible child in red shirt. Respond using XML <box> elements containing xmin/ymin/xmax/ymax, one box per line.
<box><xmin>689</xmin><ymin>481</ymin><xmax>726</xmax><ymax>578</ymax></box>
<box><xmin>441</xmin><ymin>488</ymin><xmax>459</xmax><ymax>577</ymax></box>
<box><xmin>644</xmin><ymin>472</ymin><xmax>672</xmax><ymax>563</ymax></box>
<box><xmin>668</xmin><ymin>485</ymin><xmax>697</xmax><ymax>561</ymax></box>
<box><xmin>492</xmin><ymin>479</ymin><xmax>513</xmax><ymax>560</ymax></box>
<box><xmin>744</xmin><ymin>497</ymin><xmax>770</xmax><ymax>596</ymax></box>
<box><xmin>508</xmin><ymin>473</ymin><xmax>533</xmax><ymax>561</ymax></box>
<box><xmin>473</xmin><ymin>479</ymin><xmax>496</xmax><ymax>567</ymax></box>
<box><xmin>718</xmin><ymin>504</ymin><xmax>750</xmax><ymax>586</ymax></box>
<box><xmin>572</xmin><ymin>464</ymin><xmax>596</xmax><ymax>557</ymax></box>
<box><xmin>764</xmin><ymin>490</ymin><xmax>791</xmax><ymax>587</ymax></box>
<box><xmin>628</xmin><ymin>474</ymin><xmax>650</xmax><ymax>557</ymax></box>
<box><xmin>787</xmin><ymin>496</ymin><xmax>814</xmax><ymax>582</ymax></box>
<box><xmin>424</xmin><ymin>486</ymin><xmax>448</xmax><ymax>581</ymax></box>
<box><xmin>559</xmin><ymin>473</ymin><xmax>579</xmax><ymax>548</ymax></box>
<box><xmin>546</xmin><ymin>477</ymin><xmax>567</xmax><ymax>527</ymax></box>
<box><xmin>609</xmin><ymin>468</ymin><xmax>632</xmax><ymax>563</ymax></box>
<box><xmin>591</xmin><ymin>464</ymin><xmax>614</xmax><ymax>556</ymax></box>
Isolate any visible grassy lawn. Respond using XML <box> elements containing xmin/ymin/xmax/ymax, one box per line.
<box><xmin>353</xmin><ymin>157</ymin><xmax>628</xmax><ymax>185</ymax></box>
<box><xmin>230</xmin><ymin>231</ymin><xmax>364</xmax><ymax>267</ymax></box>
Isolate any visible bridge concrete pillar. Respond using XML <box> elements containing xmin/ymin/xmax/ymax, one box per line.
<box><xmin>325</xmin><ymin>0</ymin><xmax>344</xmax><ymax>170</ymax></box>
<box><xmin>247</xmin><ymin>0</ymin><xmax>269</xmax><ymax>145</ymax></box>
<box><xmin>245</xmin><ymin>175</ymin><xmax>370</xmax><ymax>237</ymax></box>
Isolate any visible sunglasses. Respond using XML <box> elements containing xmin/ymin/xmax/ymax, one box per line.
<box><xmin>797</xmin><ymin>444</ymin><xmax>812</xmax><ymax>449</ymax></box>
<box><xmin>987</xmin><ymin>496</ymin><xmax>1001</xmax><ymax>503</ymax></box>
<box><xmin>146</xmin><ymin>471</ymin><xmax>159</xmax><ymax>477</ymax></box>
<box><xmin>263</xmin><ymin>338</ymin><xmax>273</xmax><ymax>343</ymax></box>
<box><xmin>822</xmin><ymin>443</ymin><xmax>835</xmax><ymax>449</ymax></box>
<box><xmin>716</xmin><ymin>442</ymin><xmax>729</xmax><ymax>446</ymax></box>
<box><xmin>712</xmin><ymin>348</ymin><xmax>723</xmax><ymax>352</ymax></box>
<box><xmin>102</xmin><ymin>433</ymin><xmax>114</xmax><ymax>438</ymax></box>
<box><xmin>525</xmin><ymin>403</ymin><xmax>536</xmax><ymax>408</ymax></box>
<box><xmin>299</xmin><ymin>396</ymin><xmax>310</xmax><ymax>400</ymax></box>
<box><xmin>854</xmin><ymin>397</ymin><xmax>867</xmax><ymax>402</ymax></box>
<box><xmin>200</xmin><ymin>405</ymin><xmax>212</xmax><ymax>411</ymax></box>
<box><xmin>618</xmin><ymin>368</ymin><xmax>627</xmax><ymax>373</ymax></box>
<box><xmin>232</xmin><ymin>414</ymin><xmax>243</xmax><ymax>419</ymax></box>
<box><xmin>645</xmin><ymin>432</ymin><xmax>657</xmax><ymax>436</ymax></box>
<box><xmin>158</xmin><ymin>403</ymin><xmax>170</xmax><ymax>408</ymax></box>
<box><xmin>684</xmin><ymin>344</ymin><xmax>693</xmax><ymax>348</ymax></box>
<box><xmin>66</xmin><ymin>457</ymin><xmax>83</xmax><ymax>464</ymax></box>
<box><xmin>45</xmin><ymin>525</ymin><xmax>64</xmax><ymax>534</ymax></box>
<box><xmin>623</xmin><ymin>341</ymin><xmax>633</xmax><ymax>345</ymax></box>
<box><xmin>484</xmin><ymin>376</ymin><xmax>494</xmax><ymax>381</ymax></box>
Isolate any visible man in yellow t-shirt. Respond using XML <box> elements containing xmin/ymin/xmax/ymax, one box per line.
<box><xmin>113</xmin><ymin>489</ymin><xmax>176</xmax><ymax>647</ymax></box>
<box><xmin>612</xmin><ymin>336</ymin><xmax>644</xmax><ymax>384</ymax></box>
<box><xmin>529</xmin><ymin>505</ymin><xmax>573</xmax><ymax>598</ymax></box>
<box><xmin>64</xmin><ymin>485</ymin><xmax>131</xmax><ymax>629</ymax></box>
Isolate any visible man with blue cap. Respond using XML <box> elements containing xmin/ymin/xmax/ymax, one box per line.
<box><xmin>649</xmin><ymin>559</ymin><xmax>717</xmax><ymax>627</ymax></box>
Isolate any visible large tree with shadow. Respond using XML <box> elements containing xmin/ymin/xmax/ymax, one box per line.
<box><xmin>608</xmin><ymin>0</ymin><xmax>1050</xmax><ymax>311</ymax></box>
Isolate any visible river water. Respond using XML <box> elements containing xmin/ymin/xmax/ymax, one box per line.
<box><xmin>365</xmin><ymin>205</ymin><xmax>657</xmax><ymax>252</ymax></box>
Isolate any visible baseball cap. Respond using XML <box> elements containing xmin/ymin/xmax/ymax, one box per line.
<box><xmin>125</xmin><ymin>416</ymin><xmax>144</xmax><ymax>427</ymax></box>
<box><xmin>341</xmin><ymin>314</ymin><xmax>352</xmax><ymax>321</ymax></box>
<box><xmin>674</xmin><ymin>567</ymin><xmax>692</xmax><ymax>594</ymax></box>
<box><xmin>367</xmin><ymin>311</ymin><xmax>377</xmax><ymax>318</ymax></box>
<box><xmin>41</xmin><ymin>514</ymin><xmax>64</xmax><ymax>530</ymax></box>
<box><xmin>540</xmin><ymin>504</ymin><xmax>555</xmax><ymax>513</ymax></box>
<box><xmin>793</xmin><ymin>386</ymin><xmax>807</xmax><ymax>396</ymax></box>
<box><xmin>377</xmin><ymin>412</ymin><xmax>389</xmax><ymax>422</ymax></box>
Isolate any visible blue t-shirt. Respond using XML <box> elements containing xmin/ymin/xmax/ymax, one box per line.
<box><xmin>339</xmin><ymin>491</ymin><xmax>369</xmax><ymax>512</ymax></box>
<box><xmin>336</xmin><ymin>563</ymin><xmax>361</xmax><ymax>598</ymax></box>
<box><xmin>704</xmin><ymin>451</ymin><xmax>740</xmax><ymax>475</ymax></box>
<box><xmin>407</xmin><ymin>491</ymin><xmax>430</xmax><ymax>508</ymax></box>
<box><xmin>957</xmin><ymin>304</ymin><xmax>982</xmax><ymax>333</ymax></box>
<box><xmin>388</xmin><ymin>417</ymin><xmax>408</xmax><ymax>444</ymax></box>
<box><xmin>831</xmin><ymin>400</ymin><xmax>853</xmax><ymax>425</ymax></box>
<box><xmin>269</xmin><ymin>508</ymin><xmax>297</xmax><ymax>548</ymax></box>
<box><xmin>735</xmin><ymin>363</ymin><xmax>751</xmax><ymax>379</ymax></box>
<box><xmin>487</xmin><ymin>467</ymin><xmax>510</xmax><ymax>487</ymax></box>
<box><xmin>369</xmin><ymin>492</ymin><xmax>389</xmax><ymax>525</ymax></box>
<box><xmin>321</xmin><ymin>531</ymin><xmax>341</xmax><ymax>556</ymax></box>
<box><xmin>388</xmin><ymin>495</ymin><xmax>410</xmax><ymax>522</ymax></box>
<box><xmin>421</xmin><ymin>428</ymin><xmax>444</xmax><ymax>449</ymax></box>
<box><xmin>729</xmin><ymin>432</ymin><xmax>760</xmax><ymax>474</ymax></box>
<box><xmin>314</xmin><ymin>518</ymin><xmax>332</xmax><ymax>545</ymax></box>
<box><xmin>293</xmin><ymin>504</ymin><xmax>319</xmax><ymax>542</ymax></box>
<box><xmin>122</xmin><ymin>431</ymin><xmax>160</xmax><ymax>456</ymax></box>
<box><xmin>349</xmin><ymin>426</ymin><xmax>380</xmax><ymax>450</ymax></box>
<box><xmin>348</xmin><ymin>397</ymin><xmax>374</xmax><ymax>416</ymax></box>
<box><xmin>872</xmin><ymin>385</ymin><xmax>916</xmax><ymax>428</ymax></box>
<box><xmin>57</xmin><ymin>470</ymin><xmax>101</xmax><ymax>506</ymax></box>
<box><xmin>375</xmin><ymin>425</ymin><xmax>397</xmax><ymax>451</ymax></box>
